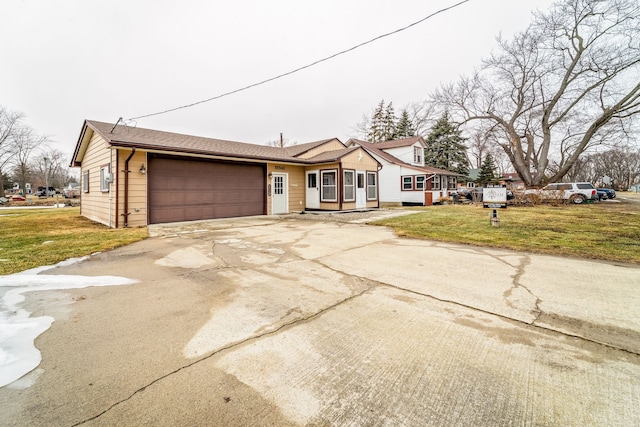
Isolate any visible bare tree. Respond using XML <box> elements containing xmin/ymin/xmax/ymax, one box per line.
<box><xmin>407</xmin><ymin>100</ymin><xmax>439</xmax><ymax>137</ymax></box>
<box><xmin>433</xmin><ymin>0</ymin><xmax>640</xmax><ymax>187</ymax></box>
<box><xmin>0</xmin><ymin>106</ymin><xmax>24</xmax><ymax>192</ymax></box>
<box><xmin>265</xmin><ymin>134</ymin><xmax>296</xmax><ymax>148</ymax></box>
<box><xmin>33</xmin><ymin>149</ymin><xmax>70</xmax><ymax>189</ymax></box>
<box><xmin>10</xmin><ymin>126</ymin><xmax>49</xmax><ymax>193</ymax></box>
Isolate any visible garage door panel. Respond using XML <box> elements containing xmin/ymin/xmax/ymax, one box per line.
<box><xmin>148</xmin><ymin>157</ymin><xmax>265</xmax><ymax>224</ymax></box>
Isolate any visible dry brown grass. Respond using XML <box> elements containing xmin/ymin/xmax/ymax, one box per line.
<box><xmin>0</xmin><ymin>207</ymin><xmax>147</xmax><ymax>275</ymax></box>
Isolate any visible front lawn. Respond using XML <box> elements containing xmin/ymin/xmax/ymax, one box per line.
<box><xmin>373</xmin><ymin>201</ymin><xmax>640</xmax><ymax>264</ymax></box>
<box><xmin>0</xmin><ymin>207</ymin><xmax>148</xmax><ymax>275</ymax></box>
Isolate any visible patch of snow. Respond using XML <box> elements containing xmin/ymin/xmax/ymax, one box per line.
<box><xmin>0</xmin><ymin>258</ymin><xmax>137</xmax><ymax>388</ymax></box>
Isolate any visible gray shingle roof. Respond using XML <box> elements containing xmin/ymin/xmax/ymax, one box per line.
<box><xmin>77</xmin><ymin>121</ymin><xmax>347</xmax><ymax>165</ymax></box>
<box><xmin>347</xmin><ymin>138</ymin><xmax>460</xmax><ymax>176</ymax></box>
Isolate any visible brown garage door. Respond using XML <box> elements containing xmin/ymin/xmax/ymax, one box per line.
<box><xmin>148</xmin><ymin>156</ymin><xmax>266</xmax><ymax>224</ymax></box>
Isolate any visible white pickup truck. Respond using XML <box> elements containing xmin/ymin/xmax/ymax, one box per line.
<box><xmin>523</xmin><ymin>182</ymin><xmax>597</xmax><ymax>204</ymax></box>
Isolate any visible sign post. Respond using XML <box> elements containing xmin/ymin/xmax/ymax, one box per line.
<box><xmin>482</xmin><ymin>186</ymin><xmax>507</xmax><ymax>227</ymax></box>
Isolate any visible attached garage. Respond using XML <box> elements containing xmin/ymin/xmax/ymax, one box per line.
<box><xmin>148</xmin><ymin>156</ymin><xmax>266</xmax><ymax>224</ymax></box>
<box><xmin>71</xmin><ymin>120</ymin><xmax>380</xmax><ymax>228</ymax></box>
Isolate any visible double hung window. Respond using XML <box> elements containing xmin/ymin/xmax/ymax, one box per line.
<box><xmin>343</xmin><ymin>170</ymin><xmax>355</xmax><ymax>201</ymax></box>
<box><xmin>367</xmin><ymin>172</ymin><xmax>377</xmax><ymax>200</ymax></box>
<box><xmin>321</xmin><ymin>170</ymin><xmax>337</xmax><ymax>202</ymax></box>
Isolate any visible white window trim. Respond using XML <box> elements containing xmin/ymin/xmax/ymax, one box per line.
<box><xmin>321</xmin><ymin>170</ymin><xmax>338</xmax><ymax>202</ymax></box>
<box><xmin>100</xmin><ymin>165</ymin><xmax>111</xmax><ymax>192</ymax></box>
<box><xmin>83</xmin><ymin>170</ymin><xmax>90</xmax><ymax>193</ymax></box>
<box><xmin>448</xmin><ymin>176</ymin><xmax>457</xmax><ymax>189</ymax></box>
<box><xmin>415</xmin><ymin>175</ymin><xmax>426</xmax><ymax>190</ymax></box>
<box><xmin>367</xmin><ymin>172</ymin><xmax>377</xmax><ymax>200</ymax></box>
<box><xmin>432</xmin><ymin>175</ymin><xmax>440</xmax><ymax>190</ymax></box>
<box><xmin>343</xmin><ymin>170</ymin><xmax>355</xmax><ymax>202</ymax></box>
<box><xmin>401</xmin><ymin>176</ymin><xmax>413</xmax><ymax>191</ymax></box>
<box><xmin>413</xmin><ymin>146</ymin><xmax>423</xmax><ymax>164</ymax></box>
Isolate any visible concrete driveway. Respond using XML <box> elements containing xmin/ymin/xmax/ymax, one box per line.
<box><xmin>1</xmin><ymin>215</ymin><xmax>639</xmax><ymax>426</ymax></box>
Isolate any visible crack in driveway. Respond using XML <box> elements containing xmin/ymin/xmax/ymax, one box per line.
<box><xmin>71</xmin><ymin>277</ymin><xmax>378</xmax><ymax>426</ymax></box>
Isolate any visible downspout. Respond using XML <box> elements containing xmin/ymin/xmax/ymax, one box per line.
<box><xmin>122</xmin><ymin>148</ymin><xmax>135</xmax><ymax>227</ymax></box>
<box><xmin>338</xmin><ymin>164</ymin><xmax>343</xmax><ymax>211</ymax></box>
<box><xmin>109</xmin><ymin>148</ymin><xmax>114</xmax><ymax>228</ymax></box>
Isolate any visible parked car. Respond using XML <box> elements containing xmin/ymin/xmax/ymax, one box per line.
<box><xmin>523</xmin><ymin>182</ymin><xmax>597</xmax><ymax>204</ymax></box>
<box><xmin>63</xmin><ymin>185</ymin><xmax>80</xmax><ymax>199</ymax></box>
<box><xmin>596</xmin><ymin>189</ymin><xmax>608</xmax><ymax>201</ymax></box>
<box><xmin>36</xmin><ymin>186</ymin><xmax>57</xmax><ymax>197</ymax></box>
<box><xmin>9</xmin><ymin>194</ymin><xmax>26</xmax><ymax>201</ymax></box>
<box><xmin>597</xmin><ymin>188</ymin><xmax>616</xmax><ymax>199</ymax></box>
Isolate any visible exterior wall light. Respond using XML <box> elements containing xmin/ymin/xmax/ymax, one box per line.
<box><xmin>140</xmin><ymin>164</ymin><xmax>146</xmax><ymax>174</ymax></box>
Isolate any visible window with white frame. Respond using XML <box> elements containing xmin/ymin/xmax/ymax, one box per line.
<box><xmin>415</xmin><ymin>175</ymin><xmax>426</xmax><ymax>190</ymax></box>
<box><xmin>431</xmin><ymin>175</ymin><xmax>440</xmax><ymax>190</ymax></box>
<box><xmin>413</xmin><ymin>146</ymin><xmax>423</xmax><ymax>164</ymax></box>
<box><xmin>321</xmin><ymin>170</ymin><xmax>337</xmax><ymax>202</ymax></box>
<box><xmin>367</xmin><ymin>172</ymin><xmax>377</xmax><ymax>200</ymax></box>
<box><xmin>83</xmin><ymin>170</ymin><xmax>90</xmax><ymax>193</ymax></box>
<box><xmin>343</xmin><ymin>170</ymin><xmax>355</xmax><ymax>201</ymax></box>
<box><xmin>100</xmin><ymin>165</ymin><xmax>111</xmax><ymax>192</ymax></box>
<box><xmin>467</xmin><ymin>182</ymin><xmax>475</xmax><ymax>188</ymax></box>
<box><xmin>401</xmin><ymin>176</ymin><xmax>413</xmax><ymax>191</ymax></box>
<box><xmin>448</xmin><ymin>176</ymin><xmax>457</xmax><ymax>189</ymax></box>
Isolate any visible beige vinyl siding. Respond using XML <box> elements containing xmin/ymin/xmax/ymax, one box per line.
<box><xmin>80</xmin><ymin>131</ymin><xmax>115</xmax><ymax>227</ymax></box>
<box><xmin>116</xmin><ymin>149</ymin><xmax>148</xmax><ymax>228</ymax></box>
<box><xmin>340</xmin><ymin>148</ymin><xmax>379</xmax><ymax>172</ymax></box>
<box><xmin>341</xmin><ymin>149</ymin><xmax>380</xmax><ymax>208</ymax></box>
<box><xmin>267</xmin><ymin>163</ymin><xmax>305</xmax><ymax>214</ymax></box>
<box><xmin>296</xmin><ymin>140</ymin><xmax>345</xmax><ymax>159</ymax></box>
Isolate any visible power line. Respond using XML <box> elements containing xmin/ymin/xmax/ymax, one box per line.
<box><xmin>128</xmin><ymin>0</ymin><xmax>471</xmax><ymax>121</ymax></box>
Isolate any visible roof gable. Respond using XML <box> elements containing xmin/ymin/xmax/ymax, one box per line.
<box><xmin>347</xmin><ymin>138</ymin><xmax>460</xmax><ymax>176</ymax></box>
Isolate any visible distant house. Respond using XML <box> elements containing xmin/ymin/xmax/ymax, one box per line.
<box><xmin>460</xmin><ymin>168</ymin><xmax>480</xmax><ymax>188</ymax></box>
<box><xmin>8</xmin><ymin>182</ymin><xmax>32</xmax><ymax>195</ymax></box>
<box><xmin>70</xmin><ymin>120</ymin><xmax>381</xmax><ymax>228</ymax></box>
<box><xmin>499</xmin><ymin>173</ymin><xmax>527</xmax><ymax>189</ymax></box>
<box><xmin>346</xmin><ymin>137</ymin><xmax>461</xmax><ymax>206</ymax></box>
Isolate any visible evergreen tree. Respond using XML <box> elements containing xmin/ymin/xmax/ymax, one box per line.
<box><xmin>395</xmin><ymin>110</ymin><xmax>416</xmax><ymax>138</ymax></box>
<box><xmin>382</xmin><ymin>102</ymin><xmax>397</xmax><ymax>141</ymax></box>
<box><xmin>424</xmin><ymin>112</ymin><xmax>469</xmax><ymax>175</ymax></box>
<box><xmin>366</xmin><ymin>100</ymin><xmax>398</xmax><ymax>142</ymax></box>
<box><xmin>476</xmin><ymin>153</ymin><xmax>498</xmax><ymax>186</ymax></box>
<box><xmin>367</xmin><ymin>100</ymin><xmax>386</xmax><ymax>143</ymax></box>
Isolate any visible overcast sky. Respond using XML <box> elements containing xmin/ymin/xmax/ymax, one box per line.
<box><xmin>1</xmin><ymin>0</ymin><xmax>555</xmax><ymax>161</ymax></box>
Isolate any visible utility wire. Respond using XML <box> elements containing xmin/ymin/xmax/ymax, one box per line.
<box><xmin>128</xmin><ymin>0</ymin><xmax>470</xmax><ymax>121</ymax></box>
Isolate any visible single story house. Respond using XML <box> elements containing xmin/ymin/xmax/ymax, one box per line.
<box><xmin>70</xmin><ymin>120</ymin><xmax>381</xmax><ymax>228</ymax></box>
<box><xmin>346</xmin><ymin>137</ymin><xmax>461</xmax><ymax>206</ymax></box>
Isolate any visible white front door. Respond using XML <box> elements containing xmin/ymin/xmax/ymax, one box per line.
<box><xmin>305</xmin><ymin>171</ymin><xmax>320</xmax><ymax>209</ymax></box>
<box><xmin>272</xmin><ymin>173</ymin><xmax>288</xmax><ymax>214</ymax></box>
<box><xmin>356</xmin><ymin>171</ymin><xmax>367</xmax><ymax>209</ymax></box>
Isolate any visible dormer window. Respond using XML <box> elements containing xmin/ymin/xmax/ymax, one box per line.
<box><xmin>413</xmin><ymin>146</ymin><xmax>423</xmax><ymax>164</ymax></box>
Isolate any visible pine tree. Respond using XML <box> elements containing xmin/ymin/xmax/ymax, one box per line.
<box><xmin>366</xmin><ymin>100</ymin><xmax>398</xmax><ymax>142</ymax></box>
<box><xmin>382</xmin><ymin>102</ymin><xmax>397</xmax><ymax>141</ymax></box>
<box><xmin>395</xmin><ymin>110</ymin><xmax>416</xmax><ymax>138</ymax></box>
<box><xmin>367</xmin><ymin>100</ymin><xmax>386</xmax><ymax>143</ymax></box>
<box><xmin>476</xmin><ymin>153</ymin><xmax>498</xmax><ymax>186</ymax></box>
<box><xmin>424</xmin><ymin>112</ymin><xmax>469</xmax><ymax>175</ymax></box>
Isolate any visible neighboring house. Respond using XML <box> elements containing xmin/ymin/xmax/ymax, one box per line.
<box><xmin>346</xmin><ymin>137</ymin><xmax>461</xmax><ymax>206</ymax></box>
<box><xmin>7</xmin><ymin>182</ymin><xmax>32</xmax><ymax>195</ymax></box>
<box><xmin>70</xmin><ymin>120</ymin><xmax>381</xmax><ymax>228</ymax></box>
<box><xmin>459</xmin><ymin>168</ymin><xmax>480</xmax><ymax>188</ymax></box>
<box><xmin>499</xmin><ymin>172</ymin><xmax>526</xmax><ymax>189</ymax></box>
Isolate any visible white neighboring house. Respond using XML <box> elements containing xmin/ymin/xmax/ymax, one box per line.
<box><xmin>347</xmin><ymin>137</ymin><xmax>461</xmax><ymax>206</ymax></box>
